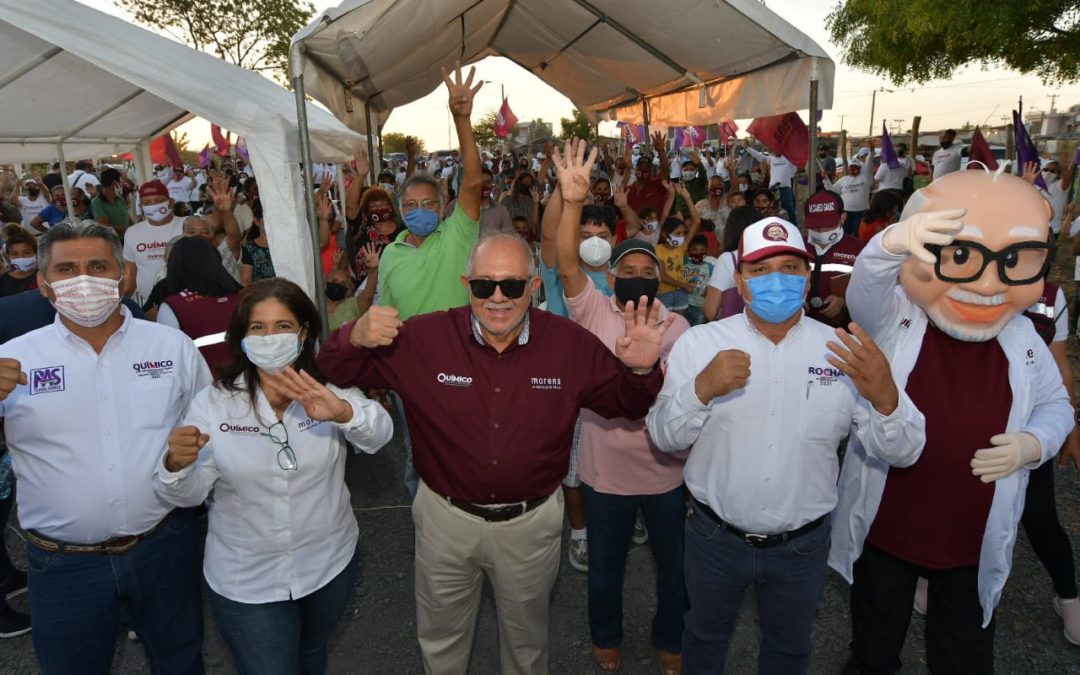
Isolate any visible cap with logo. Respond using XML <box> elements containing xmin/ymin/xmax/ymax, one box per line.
<box><xmin>737</xmin><ymin>217</ymin><xmax>810</xmax><ymax>264</ymax></box>
<box><xmin>610</xmin><ymin>239</ymin><xmax>661</xmax><ymax>268</ymax></box>
<box><xmin>804</xmin><ymin>190</ymin><xmax>844</xmax><ymax>231</ymax></box>
<box><xmin>138</xmin><ymin>180</ymin><xmax>170</xmax><ymax>201</ymax></box>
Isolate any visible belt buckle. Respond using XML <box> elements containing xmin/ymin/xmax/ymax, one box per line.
<box><xmin>744</xmin><ymin>533</ymin><xmax>769</xmax><ymax>547</ymax></box>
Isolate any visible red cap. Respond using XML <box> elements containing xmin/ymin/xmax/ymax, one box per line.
<box><xmin>138</xmin><ymin>180</ymin><xmax>170</xmax><ymax>201</ymax></box>
<box><xmin>804</xmin><ymin>190</ymin><xmax>844</xmax><ymax>230</ymax></box>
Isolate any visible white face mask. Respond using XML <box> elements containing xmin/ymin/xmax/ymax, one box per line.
<box><xmin>380</xmin><ymin>182</ymin><xmax>395</xmax><ymax>193</ymax></box>
<box><xmin>807</xmin><ymin>226</ymin><xmax>843</xmax><ymax>248</ymax></box>
<box><xmin>9</xmin><ymin>257</ymin><xmax>36</xmax><ymax>273</ymax></box>
<box><xmin>45</xmin><ymin>275</ymin><xmax>121</xmax><ymax>328</ymax></box>
<box><xmin>667</xmin><ymin>235</ymin><xmax>685</xmax><ymax>247</ymax></box>
<box><xmin>643</xmin><ymin>219</ymin><xmax>659</xmax><ymax>232</ymax></box>
<box><xmin>144</xmin><ymin>202</ymin><xmax>171</xmax><ymax>222</ymax></box>
<box><xmin>242</xmin><ymin>332</ymin><xmax>301</xmax><ymax>372</ymax></box>
<box><xmin>738</xmin><ymin>183</ymin><xmax>749</xmax><ymax>193</ymax></box>
<box><xmin>579</xmin><ymin>236</ymin><xmax>612</xmax><ymax>267</ymax></box>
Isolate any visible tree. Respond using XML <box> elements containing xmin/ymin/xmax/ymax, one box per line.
<box><xmin>560</xmin><ymin>108</ymin><xmax>594</xmax><ymax>140</ymax></box>
<box><xmin>382</xmin><ymin>133</ymin><xmax>425</xmax><ymax>155</ymax></box>
<box><xmin>527</xmin><ymin>119</ymin><xmax>550</xmax><ymax>141</ymax></box>
<box><xmin>472</xmin><ymin>109</ymin><xmax>500</xmax><ymax>148</ymax></box>
<box><xmin>827</xmin><ymin>1</ymin><xmax>1080</xmax><ymax>85</ymax></box>
<box><xmin>116</xmin><ymin>0</ymin><xmax>315</xmax><ymax>81</ymax></box>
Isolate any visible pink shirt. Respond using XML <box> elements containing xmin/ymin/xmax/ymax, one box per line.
<box><xmin>565</xmin><ymin>278</ymin><xmax>690</xmax><ymax>495</ymax></box>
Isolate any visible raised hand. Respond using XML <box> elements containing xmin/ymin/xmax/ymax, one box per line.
<box><xmin>350</xmin><ymin>305</ymin><xmax>402</xmax><ymax>349</ymax></box>
<box><xmin>613</xmin><ymin>182</ymin><xmax>629</xmax><ymax>209</ymax></box>
<box><xmin>263</xmin><ymin>367</ymin><xmax>353</xmax><ymax>423</ymax></box>
<box><xmin>354</xmin><ymin>148</ymin><xmax>371</xmax><ymax>180</ymax></box>
<box><xmin>1022</xmin><ymin>161</ymin><xmax>1041</xmax><ymax>185</ymax></box>
<box><xmin>651</xmin><ymin>130</ymin><xmax>666</xmax><ymax>152</ymax></box>
<box><xmin>880</xmin><ymin>208</ymin><xmax>966</xmax><ymax>264</ymax></box>
<box><xmin>165</xmin><ymin>425</ymin><xmax>209</xmax><ymax>472</ymax></box>
<box><xmin>551</xmin><ymin>138</ymin><xmax>598</xmax><ymax>205</ymax></box>
<box><xmin>442</xmin><ymin>61</ymin><xmax>483</xmax><ymax>119</ymax></box>
<box><xmin>317</xmin><ymin>192</ymin><xmax>333</xmax><ymax>221</ymax></box>
<box><xmin>694</xmin><ymin>349</ymin><xmax>751</xmax><ymax>403</ymax></box>
<box><xmin>206</xmin><ymin>171</ymin><xmax>233</xmax><ymax>213</ymax></box>
<box><xmin>530</xmin><ymin>185</ymin><xmax>541</xmax><ymax>203</ymax></box>
<box><xmin>825</xmin><ymin>322</ymin><xmax>899</xmax><ymax>415</ymax></box>
<box><xmin>662</xmin><ymin>180</ymin><xmax>675</xmax><ymax>195</ymax></box>
<box><xmin>362</xmin><ymin>242</ymin><xmax>381</xmax><ymax>272</ymax></box>
<box><xmin>405</xmin><ymin>136</ymin><xmax>419</xmax><ymax>156</ymax></box>
<box><xmin>615</xmin><ymin>297</ymin><xmax>676</xmax><ymax>370</ymax></box>
<box><xmin>0</xmin><ymin>358</ymin><xmax>27</xmax><ymax>401</ymax></box>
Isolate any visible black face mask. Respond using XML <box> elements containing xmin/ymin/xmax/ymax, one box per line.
<box><xmin>325</xmin><ymin>282</ymin><xmax>348</xmax><ymax>302</ymax></box>
<box><xmin>518</xmin><ymin>183</ymin><xmax>533</xmax><ymax>194</ymax></box>
<box><xmin>614</xmin><ymin>276</ymin><xmax>660</xmax><ymax>309</ymax></box>
<box><xmin>940</xmin><ymin>139</ymin><xmax>953</xmax><ymax>149</ymax></box>
<box><xmin>27</xmin><ymin>188</ymin><xmax>40</xmax><ymax>198</ymax></box>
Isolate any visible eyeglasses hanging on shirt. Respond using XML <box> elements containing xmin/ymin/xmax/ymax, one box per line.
<box><xmin>263</xmin><ymin>421</ymin><xmax>298</xmax><ymax>471</ymax></box>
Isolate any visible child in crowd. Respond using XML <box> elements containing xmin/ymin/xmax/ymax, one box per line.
<box><xmin>682</xmin><ymin>234</ymin><xmax>713</xmax><ymax>326</ymax></box>
<box><xmin>654</xmin><ymin>183</ymin><xmax>700</xmax><ymax>314</ymax></box>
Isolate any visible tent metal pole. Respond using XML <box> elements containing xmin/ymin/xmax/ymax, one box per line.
<box><xmin>292</xmin><ymin>72</ymin><xmax>330</xmax><ymax>338</ymax></box>
<box><xmin>134</xmin><ymin>140</ymin><xmax>150</xmax><ymax>185</ymax></box>
<box><xmin>56</xmin><ymin>144</ymin><xmax>73</xmax><ymax>221</ymax></box>
<box><xmin>642</xmin><ymin>99</ymin><xmax>651</xmax><ymax>155</ymax></box>
<box><xmin>808</xmin><ymin>59</ymin><xmax>819</xmax><ymax>195</ymax></box>
<box><xmin>364</xmin><ymin>104</ymin><xmax>377</xmax><ymax>184</ymax></box>
<box><xmin>335</xmin><ymin>163</ymin><xmax>348</xmax><ymax>249</ymax></box>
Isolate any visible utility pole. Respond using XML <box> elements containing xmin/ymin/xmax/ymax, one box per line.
<box><xmin>838</xmin><ymin>114</ymin><xmax>846</xmax><ymax>133</ymax></box>
<box><xmin>893</xmin><ymin>118</ymin><xmax>905</xmax><ymax>135</ymax></box>
<box><xmin>1050</xmin><ymin>93</ymin><xmax>1059</xmax><ymax>113</ymax></box>
<box><xmin>868</xmin><ymin>90</ymin><xmax>876</xmax><ymax>137</ymax></box>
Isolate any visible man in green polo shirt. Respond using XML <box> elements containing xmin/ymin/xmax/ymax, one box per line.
<box><xmin>91</xmin><ymin>167</ymin><xmax>131</xmax><ymax>235</ymax></box>
<box><xmin>378</xmin><ymin>61</ymin><xmax>483</xmax><ymax>321</ymax></box>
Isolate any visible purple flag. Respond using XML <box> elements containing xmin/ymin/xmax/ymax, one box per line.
<box><xmin>673</xmin><ymin>128</ymin><xmax>685</xmax><ymax>151</ymax></box>
<box><xmin>1013</xmin><ymin>110</ymin><xmax>1047</xmax><ymax>190</ymax></box>
<box><xmin>198</xmin><ymin>144</ymin><xmax>211</xmax><ymax>169</ymax></box>
<box><xmin>1073</xmin><ymin>144</ymin><xmax>1080</xmax><ymax>166</ymax></box>
<box><xmin>880</xmin><ymin>121</ymin><xmax>899</xmax><ymax>170</ymax></box>
<box><xmin>235</xmin><ymin>136</ymin><xmax>250</xmax><ymax>164</ymax></box>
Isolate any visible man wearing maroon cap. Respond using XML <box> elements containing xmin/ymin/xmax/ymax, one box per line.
<box><xmin>123</xmin><ymin>180</ymin><xmax>186</xmax><ymax>303</ymax></box>
<box><xmin>647</xmin><ymin>217</ymin><xmax>925</xmax><ymax>674</ymax></box>
<box><xmin>804</xmin><ymin>190</ymin><xmax>866</xmax><ymax>328</ymax></box>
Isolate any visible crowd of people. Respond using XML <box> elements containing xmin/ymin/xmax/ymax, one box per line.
<box><xmin>0</xmin><ymin>61</ymin><xmax>1078</xmax><ymax>675</ymax></box>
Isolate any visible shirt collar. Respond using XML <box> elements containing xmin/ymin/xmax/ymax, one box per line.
<box><xmin>471</xmin><ymin>311</ymin><xmax>530</xmax><ymax>347</ymax></box>
<box><xmin>53</xmin><ymin>304</ymin><xmax>132</xmax><ymax>347</ymax></box>
<box><xmin>740</xmin><ymin>308</ymin><xmax>804</xmax><ymax>343</ymax></box>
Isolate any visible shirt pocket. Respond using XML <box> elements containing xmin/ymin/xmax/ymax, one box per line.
<box><xmin>798</xmin><ymin>380</ymin><xmax>852</xmax><ymax>444</ymax></box>
<box><xmin>125</xmin><ymin>378</ymin><xmax>182</xmax><ymax>431</ymax></box>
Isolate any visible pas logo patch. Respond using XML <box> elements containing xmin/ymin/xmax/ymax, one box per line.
<box><xmin>30</xmin><ymin>366</ymin><xmax>64</xmax><ymax>395</ymax></box>
<box><xmin>764</xmin><ymin>224</ymin><xmax>788</xmax><ymax>242</ymax></box>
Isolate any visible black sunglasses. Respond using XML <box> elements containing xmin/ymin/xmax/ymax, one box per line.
<box><xmin>468</xmin><ymin>278</ymin><xmax>529</xmax><ymax>299</ymax></box>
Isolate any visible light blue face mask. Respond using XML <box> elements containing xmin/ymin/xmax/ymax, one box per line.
<box><xmin>403</xmin><ymin>207</ymin><xmax>439</xmax><ymax>236</ymax></box>
<box><xmin>745</xmin><ymin>272</ymin><xmax>806</xmax><ymax>323</ymax></box>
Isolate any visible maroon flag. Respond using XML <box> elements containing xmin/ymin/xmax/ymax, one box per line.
<box><xmin>966</xmin><ymin>127</ymin><xmax>998</xmax><ymax>171</ymax></box>
<box><xmin>746</xmin><ymin>112</ymin><xmax>809</xmax><ymax>166</ymax></box>
<box><xmin>210</xmin><ymin>123</ymin><xmax>232</xmax><ymax>157</ymax></box>
<box><xmin>718</xmin><ymin>119</ymin><xmax>739</xmax><ymax>139</ymax></box>
<box><xmin>683</xmin><ymin>125</ymin><xmax>706</xmax><ymax>147</ymax></box>
<box><xmin>494</xmin><ymin>99</ymin><xmax>518</xmax><ymax>139</ymax></box>
<box><xmin>162</xmin><ymin>133</ymin><xmax>184</xmax><ymax>169</ymax></box>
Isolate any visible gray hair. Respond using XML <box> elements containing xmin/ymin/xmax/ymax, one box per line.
<box><xmin>37</xmin><ymin>219</ymin><xmax>123</xmax><ymax>271</ymax></box>
<box><xmin>465</xmin><ymin>233</ymin><xmax>535</xmax><ymax>277</ymax></box>
<box><xmin>401</xmin><ymin>174</ymin><xmax>446</xmax><ymax>213</ymax></box>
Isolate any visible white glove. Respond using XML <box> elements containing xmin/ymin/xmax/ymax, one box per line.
<box><xmin>970</xmin><ymin>432</ymin><xmax>1042</xmax><ymax>483</ymax></box>
<box><xmin>880</xmin><ymin>208</ymin><xmax>967</xmax><ymax>264</ymax></box>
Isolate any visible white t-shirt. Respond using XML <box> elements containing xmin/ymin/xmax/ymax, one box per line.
<box><xmin>167</xmin><ymin>177</ymin><xmax>194</xmax><ymax>203</ymax></box>
<box><xmin>190</xmin><ymin>172</ymin><xmax>207</xmax><ymax>203</ymax></box>
<box><xmin>123</xmin><ymin>216</ymin><xmax>187</xmax><ymax>303</ymax></box>
<box><xmin>1042</xmin><ymin>179</ymin><xmax>1069</xmax><ymax>234</ymax></box>
<box><xmin>17</xmin><ymin>195</ymin><xmax>50</xmax><ymax>231</ymax></box>
<box><xmin>707</xmin><ymin>251</ymin><xmax>737</xmax><ymax>291</ymax></box>
<box><xmin>874</xmin><ymin>156</ymin><xmax>913</xmax><ymax>191</ymax></box>
<box><xmin>931</xmin><ymin>146</ymin><xmax>963</xmax><ymax>180</ymax></box>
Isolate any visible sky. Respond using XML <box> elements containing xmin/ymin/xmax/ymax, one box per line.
<box><xmin>79</xmin><ymin>0</ymin><xmax>1080</xmax><ymax>152</ymax></box>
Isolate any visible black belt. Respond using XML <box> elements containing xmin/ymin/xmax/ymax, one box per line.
<box><xmin>446</xmin><ymin>494</ymin><xmax>549</xmax><ymax>522</ymax></box>
<box><xmin>692</xmin><ymin>498</ymin><xmax>825</xmax><ymax>548</ymax></box>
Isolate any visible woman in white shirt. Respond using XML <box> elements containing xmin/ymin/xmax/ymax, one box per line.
<box><xmin>155</xmin><ymin>278</ymin><xmax>393</xmax><ymax>675</ymax></box>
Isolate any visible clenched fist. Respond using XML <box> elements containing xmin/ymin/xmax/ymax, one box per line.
<box><xmin>350</xmin><ymin>305</ymin><xmax>402</xmax><ymax>349</ymax></box>
<box><xmin>694</xmin><ymin>350</ymin><xmax>751</xmax><ymax>404</ymax></box>
<box><xmin>165</xmin><ymin>426</ymin><xmax>209</xmax><ymax>473</ymax></box>
<box><xmin>0</xmin><ymin>358</ymin><xmax>27</xmax><ymax>401</ymax></box>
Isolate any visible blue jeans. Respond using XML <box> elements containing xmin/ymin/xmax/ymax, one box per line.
<box><xmin>777</xmin><ymin>186</ymin><xmax>798</xmax><ymax>226</ymax></box>
<box><xmin>582</xmin><ymin>483</ymin><xmax>687</xmax><ymax>653</ymax></box>
<box><xmin>27</xmin><ymin>509</ymin><xmax>204</xmax><ymax>675</ymax></box>
<box><xmin>843</xmin><ymin>210</ymin><xmax>864</xmax><ymax>238</ymax></box>
<box><xmin>208</xmin><ymin>549</ymin><xmax>358</xmax><ymax>675</ymax></box>
<box><xmin>682</xmin><ymin>504</ymin><xmax>830</xmax><ymax>675</ymax></box>
<box><xmin>683</xmin><ymin>305</ymin><xmax>705</xmax><ymax>326</ymax></box>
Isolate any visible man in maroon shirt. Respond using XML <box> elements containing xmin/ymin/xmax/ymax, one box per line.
<box><xmin>803</xmin><ymin>190</ymin><xmax>866</xmax><ymax>327</ymax></box>
<box><xmin>625</xmin><ymin>131</ymin><xmax>671</xmax><ymax>218</ymax></box>
<box><xmin>317</xmin><ymin>233</ymin><xmax>673</xmax><ymax>675</ymax></box>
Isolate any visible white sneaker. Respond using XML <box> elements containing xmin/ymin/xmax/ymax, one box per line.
<box><xmin>1053</xmin><ymin>597</ymin><xmax>1080</xmax><ymax>645</ymax></box>
<box><xmin>913</xmin><ymin>577</ymin><xmax>928</xmax><ymax>616</ymax></box>
<box><xmin>631</xmin><ymin>514</ymin><xmax>649</xmax><ymax>545</ymax></box>
<box><xmin>568</xmin><ymin>538</ymin><xmax>588</xmax><ymax>572</ymax></box>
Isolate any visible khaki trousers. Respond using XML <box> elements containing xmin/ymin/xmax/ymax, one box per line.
<box><xmin>412</xmin><ymin>480</ymin><xmax>564</xmax><ymax>675</ymax></box>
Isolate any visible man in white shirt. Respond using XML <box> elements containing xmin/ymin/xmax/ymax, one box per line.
<box><xmin>823</xmin><ymin>157</ymin><xmax>873</xmax><ymax>237</ymax></box>
<box><xmin>66</xmin><ymin>160</ymin><xmax>100</xmax><ymax>199</ymax></box>
<box><xmin>646</xmin><ymin>217</ymin><xmax>925</xmax><ymax>674</ymax></box>
<box><xmin>1040</xmin><ymin>160</ymin><xmax>1071</xmax><ymax>235</ymax></box>
<box><xmin>931</xmin><ymin>129</ymin><xmax>965</xmax><ymax>181</ymax></box>
<box><xmin>874</xmin><ymin>142</ymin><xmax>914</xmax><ymax>195</ymax></box>
<box><xmin>0</xmin><ymin>220</ymin><xmax>210</xmax><ymax>674</ymax></box>
<box><xmin>743</xmin><ymin>140</ymin><xmax>799</xmax><ymax>225</ymax></box>
<box><xmin>8</xmin><ymin>176</ymin><xmax>51</xmax><ymax>233</ymax></box>
<box><xmin>123</xmin><ymin>180</ymin><xmax>187</xmax><ymax>303</ymax></box>
<box><xmin>166</xmin><ymin>167</ymin><xmax>195</xmax><ymax>205</ymax></box>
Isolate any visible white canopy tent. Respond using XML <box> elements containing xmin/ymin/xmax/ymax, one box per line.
<box><xmin>0</xmin><ymin>0</ymin><xmax>367</xmax><ymax>301</ymax></box>
<box><xmin>289</xmin><ymin>0</ymin><xmax>834</xmax><ymax>134</ymax></box>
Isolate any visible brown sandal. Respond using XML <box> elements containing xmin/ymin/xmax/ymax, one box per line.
<box><xmin>591</xmin><ymin>646</ymin><xmax>621</xmax><ymax>672</ymax></box>
<box><xmin>658</xmin><ymin>650</ymin><xmax>682</xmax><ymax>675</ymax></box>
